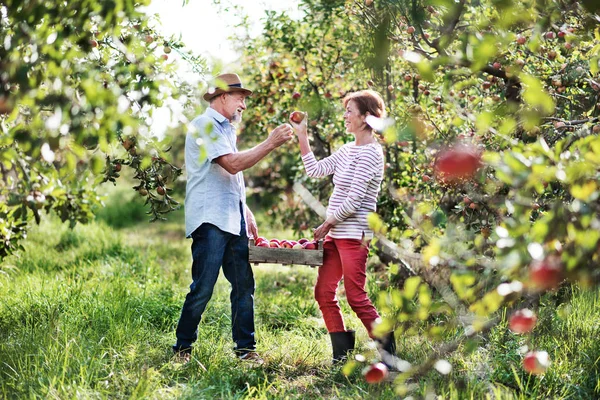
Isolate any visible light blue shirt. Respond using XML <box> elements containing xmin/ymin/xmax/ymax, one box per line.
<box><xmin>184</xmin><ymin>108</ymin><xmax>246</xmax><ymax>238</ymax></box>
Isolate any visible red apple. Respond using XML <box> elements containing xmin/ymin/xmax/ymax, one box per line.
<box><xmin>545</xmin><ymin>31</ymin><xmax>555</xmax><ymax>39</ymax></box>
<box><xmin>529</xmin><ymin>255</ymin><xmax>563</xmax><ymax>290</ymax></box>
<box><xmin>298</xmin><ymin>238</ymin><xmax>309</xmax><ymax>245</ymax></box>
<box><xmin>509</xmin><ymin>309</ymin><xmax>537</xmax><ymax>334</ymax></box>
<box><xmin>292</xmin><ymin>92</ymin><xmax>302</xmax><ymax>100</ymax></box>
<box><xmin>558</xmin><ymin>31</ymin><xmax>566</xmax><ymax>38</ymax></box>
<box><xmin>364</xmin><ymin>362</ymin><xmax>388</xmax><ymax>383</ymax></box>
<box><xmin>516</xmin><ymin>35</ymin><xmax>527</xmax><ymax>45</ymax></box>
<box><xmin>157</xmin><ymin>186</ymin><xmax>166</xmax><ymax>195</ymax></box>
<box><xmin>404</xmin><ymin>74</ymin><xmax>412</xmax><ymax>81</ymax></box>
<box><xmin>269</xmin><ymin>241</ymin><xmax>281</xmax><ymax>248</ymax></box>
<box><xmin>523</xmin><ymin>351</ymin><xmax>550</xmax><ymax>375</ymax></box>
<box><xmin>257</xmin><ymin>241</ymin><xmax>269</xmax><ymax>248</ymax></box>
<box><xmin>290</xmin><ymin>111</ymin><xmax>305</xmax><ymax>124</ymax></box>
<box><xmin>302</xmin><ymin>241</ymin><xmax>317</xmax><ymax>250</ymax></box>
<box><xmin>434</xmin><ymin>144</ymin><xmax>482</xmax><ymax>184</ymax></box>
<box><xmin>407</xmin><ymin>26</ymin><xmax>415</xmax><ymax>34</ymax></box>
<box><xmin>281</xmin><ymin>240</ymin><xmax>293</xmax><ymax>249</ymax></box>
<box><xmin>114</xmin><ymin>163</ymin><xmax>122</xmax><ymax>172</ymax></box>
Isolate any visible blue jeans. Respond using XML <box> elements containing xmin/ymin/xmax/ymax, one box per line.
<box><xmin>173</xmin><ymin>207</ymin><xmax>256</xmax><ymax>355</ymax></box>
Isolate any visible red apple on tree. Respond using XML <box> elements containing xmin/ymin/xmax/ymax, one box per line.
<box><xmin>434</xmin><ymin>144</ymin><xmax>482</xmax><ymax>184</ymax></box>
<box><xmin>529</xmin><ymin>254</ymin><xmax>563</xmax><ymax>290</ymax></box>
<box><xmin>364</xmin><ymin>362</ymin><xmax>389</xmax><ymax>383</ymax></box>
<box><xmin>523</xmin><ymin>351</ymin><xmax>550</xmax><ymax>375</ymax></box>
<box><xmin>292</xmin><ymin>92</ymin><xmax>302</xmax><ymax>100</ymax></box>
<box><xmin>509</xmin><ymin>309</ymin><xmax>537</xmax><ymax>334</ymax></box>
<box><xmin>516</xmin><ymin>35</ymin><xmax>527</xmax><ymax>45</ymax></box>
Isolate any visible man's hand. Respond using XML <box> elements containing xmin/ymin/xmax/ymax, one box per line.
<box><xmin>245</xmin><ymin>205</ymin><xmax>259</xmax><ymax>239</ymax></box>
<box><xmin>267</xmin><ymin>123</ymin><xmax>294</xmax><ymax>148</ymax></box>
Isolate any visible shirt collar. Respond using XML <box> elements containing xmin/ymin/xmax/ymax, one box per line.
<box><xmin>206</xmin><ymin>107</ymin><xmax>229</xmax><ymax>125</ymax></box>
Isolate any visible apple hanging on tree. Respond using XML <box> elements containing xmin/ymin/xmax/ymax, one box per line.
<box><xmin>363</xmin><ymin>362</ymin><xmax>389</xmax><ymax>383</ymax></box>
<box><xmin>529</xmin><ymin>254</ymin><xmax>563</xmax><ymax>290</ymax></box>
<box><xmin>509</xmin><ymin>309</ymin><xmax>537</xmax><ymax>334</ymax></box>
<box><xmin>434</xmin><ymin>144</ymin><xmax>482</xmax><ymax>184</ymax></box>
<box><xmin>523</xmin><ymin>351</ymin><xmax>550</xmax><ymax>375</ymax></box>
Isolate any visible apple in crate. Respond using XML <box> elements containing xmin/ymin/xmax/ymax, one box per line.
<box><xmin>281</xmin><ymin>240</ymin><xmax>293</xmax><ymax>248</ymax></box>
<box><xmin>269</xmin><ymin>240</ymin><xmax>281</xmax><ymax>248</ymax></box>
<box><xmin>298</xmin><ymin>238</ymin><xmax>309</xmax><ymax>245</ymax></box>
<box><xmin>254</xmin><ymin>237</ymin><xmax>267</xmax><ymax>246</ymax></box>
<box><xmin>256</xmin><ymin>241</ymin><xmax>269</xmax><ymax>248</ymax></box>
<box><xmin>292</xmin><ymin>243</ymin><xmax>303</xmax><ymax>249</ymax></box>
<box><xmin>302</xmin><ymin>241</ymin><xmax>317</xmax><ymax>250</ymax></box>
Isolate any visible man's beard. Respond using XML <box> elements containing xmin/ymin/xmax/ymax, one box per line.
<box><xmin>231</xmin><ymin>109</ymin><xmax>243</xmax><ymax>124</ymax></box>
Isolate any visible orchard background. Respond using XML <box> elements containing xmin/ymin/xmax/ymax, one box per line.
<box><xmin>1</xmin><ymin>0</ymin><xmax>600</xmax><ymax>398</ymax></box>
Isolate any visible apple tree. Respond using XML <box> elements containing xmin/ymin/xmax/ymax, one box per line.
<box><xmin>237</xmin><ymin>0</ymin><xmax>600</xmax><ymax>395</ymax></box>
<box><xmin>0</xmin><ymin>0</ymin><xmax>208</xmax><ymax>260</ymax></box>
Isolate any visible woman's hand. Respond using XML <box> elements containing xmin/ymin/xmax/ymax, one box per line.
<box><xmin>313</xmin><ymin>216</ymin><xmax>336</xmax><ymax>241</ymax></box>
<box><xmin>289</xmin><ymin>111</ymin><xmax>308</xmax><ymax>136</ymax></box>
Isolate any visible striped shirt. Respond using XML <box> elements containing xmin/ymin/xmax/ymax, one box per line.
<box><xmin>301</xmin><ymin>142</ymin><xmax>384</xmax><ymax>240</ymax></box>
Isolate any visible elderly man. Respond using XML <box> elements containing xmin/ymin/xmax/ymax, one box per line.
<box><xmin>173</xmin><ymin>73</ymin><xmax>293</xmax><ymax>363</ymax></box>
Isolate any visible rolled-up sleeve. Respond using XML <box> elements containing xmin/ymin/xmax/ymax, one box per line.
<box><xmin>193</xmin><ymin>118</ymin><xmax>233</xmax><ymax>162</ymax></box>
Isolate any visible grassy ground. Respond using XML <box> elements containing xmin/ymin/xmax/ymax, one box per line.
<box><xmin>1</xmin><ymin>183</ymin><xmax>599</xmax><ymax>399</ymax></box>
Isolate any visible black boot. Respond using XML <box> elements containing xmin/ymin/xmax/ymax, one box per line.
<box><xmin>377</xmin><ymin>331</ymin><xmax>397</xmax><ymax>370</ymax></box>
<box><xmin>330</xmin><ymin>330</ymin><xmax>355</xmax><ymax>364</ymax></box>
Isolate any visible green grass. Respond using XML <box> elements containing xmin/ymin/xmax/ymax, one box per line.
<box><xmin>1</xmin><ymin>201</ymin><xmax>599</xmax><ymax>399</ymax></box>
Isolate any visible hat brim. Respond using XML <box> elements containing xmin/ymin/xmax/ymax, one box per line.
<box><xmin>203</xmin><ymin>87</ymin><xmax>253</xmax><ymax>101</ymax></box>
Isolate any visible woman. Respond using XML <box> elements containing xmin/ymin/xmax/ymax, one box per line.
<box><xmin>289</xmin><ymin>90</ymin><xmax>395</xmax><ymax>365</ymax></box>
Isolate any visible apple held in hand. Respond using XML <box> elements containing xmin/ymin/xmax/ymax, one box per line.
<box><xmin>509</xmin><ymin>309</ymin><xmax>537</xmax><ymax>334</ymax></box>
<box><xmin>523</xmin><ymin>351</ymin><xmax>550</xmax><ymax>375</ymax></box>
<box><xmin>364</xmin><ymin>362</ymin><xmax>389</xmax><ymax>383</ymax></box>
<box><xmin>434</xmin><ymin>144</ymin><xmax>482</xmax><ymax>184</ymax></box>
<box><xmin>290</xmin><ymin>111</ymin><xmax>305</xmax><ymax>124</ymax></box>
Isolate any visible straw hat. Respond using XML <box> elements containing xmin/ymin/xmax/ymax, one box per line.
<box><xmin>203</xmin><ymin>73</ymin><xmax>253</xmax><ymax>101</ymax></box>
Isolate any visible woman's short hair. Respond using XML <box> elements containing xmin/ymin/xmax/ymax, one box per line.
<box><xmin>343</xmin><ymin>90</ymin><xmax>387</xmax><ymax>118</ymax></box>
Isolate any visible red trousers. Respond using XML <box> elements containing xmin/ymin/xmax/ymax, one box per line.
<box><xmin>314</xmin><ymin>237</ymin><xmax>381</xmax><ymax>337</ymax></box>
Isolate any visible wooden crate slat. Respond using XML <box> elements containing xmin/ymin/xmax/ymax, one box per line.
<box><xmin>248</xmin><ymin>239</ymin><xmax>324</xmax><ymax>266</ymax></box>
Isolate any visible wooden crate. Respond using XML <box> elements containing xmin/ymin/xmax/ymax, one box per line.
<box><xmin>248</xmin><ymin>239</ymin><xmax>324</xmax><ymax>267</ymax></box>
